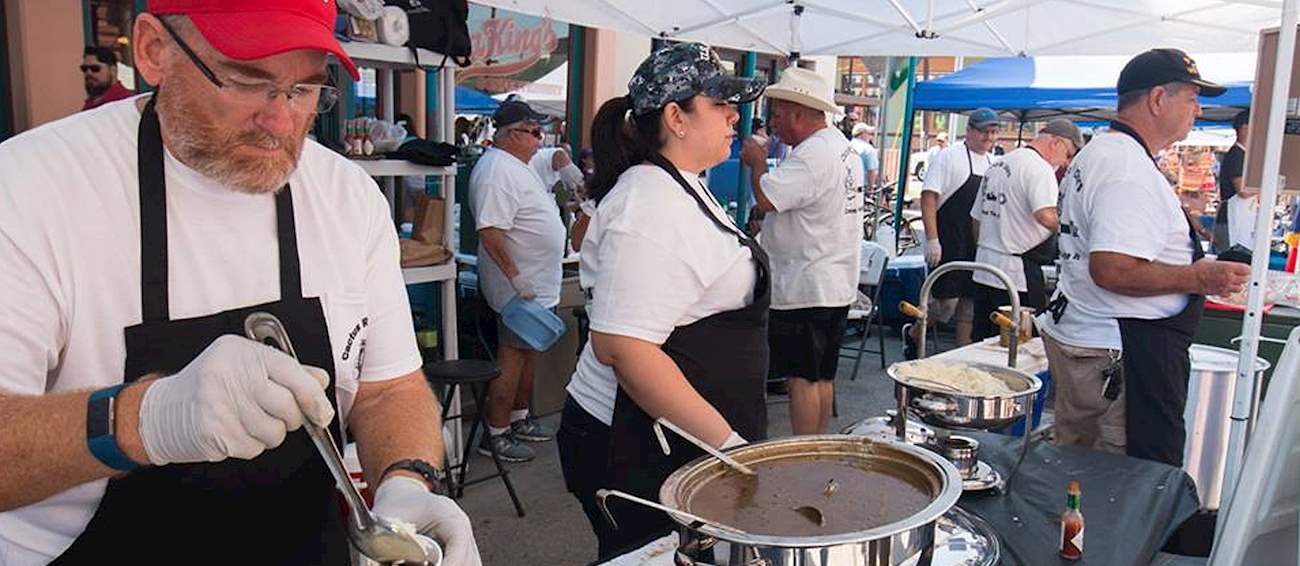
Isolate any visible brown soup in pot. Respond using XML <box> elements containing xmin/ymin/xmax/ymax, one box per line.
<box><xmin>686</xmin><ymin>457</ymin><xmax>933</xmax><ymax>537</ymax></box>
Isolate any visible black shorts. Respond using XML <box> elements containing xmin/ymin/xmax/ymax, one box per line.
<box><xmin>768</xmin><ymin>306</ymin><xmax>850</xmax><ymax>381</ymax></box>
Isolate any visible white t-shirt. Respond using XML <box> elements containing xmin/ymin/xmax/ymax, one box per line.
<box><xmin>923</xmin><ymin>141</ymin><xmax>996</xmax><ymax>208</ymax></box>
<box><xmin>567</xmin><ymin>164</ymin><xmax>757</xmax><ymax>424</ymax></box>
<box><xmin>530</xmin><ymin>147</ymin><xmax>564</xmax><ymax>193</ymax></box>
<box><xmin>1036</xmin><ymin>130</ymin><xmax>1195</xmax><ymax>350</ymax></box>
<box><xmin>469</xmin><ymin>147</ymin><xmax>566</xmax><ymax>312</ymax></box>
<box><xmin>758</xmin><ymin>127</ymin><xmax>864</xmax><ymax>310</ymax></box>
<box><xmin>0</xmin><ymin>97</ymin><xmax>422</xmax><ymax>563</ymax></box>
<box><xmin>970</xmin><ymin>147</ymin><xmax>1059</xmax><ymax>292</ymax></box>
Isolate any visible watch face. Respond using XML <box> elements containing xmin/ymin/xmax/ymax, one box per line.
<box><xmin>87</xmin><ymin>394</ymin><xmax>112</xmax><ymax>438</ymax></box>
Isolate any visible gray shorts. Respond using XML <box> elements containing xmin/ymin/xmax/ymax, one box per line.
<box><xmin>496</xmin><ymin>309</ymin><xmax>558</xmax><ymax>351</ymax></box>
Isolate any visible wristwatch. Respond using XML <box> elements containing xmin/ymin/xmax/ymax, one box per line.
<box><xmin>86</xmin><ymin>384</ymin><xmax>141</xmax><ymax>472</ymax></box>
<box><xmin>381</xmin><ymin>458</ymin><xmax>448</xmax><ymax>496</ymax></box>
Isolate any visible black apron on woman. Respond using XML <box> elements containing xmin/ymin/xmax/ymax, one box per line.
<box><xmin>599</xmin><ymin>155</ymin><xmax>771</xmax><ymax>559</ymax></box>
<box><xmin>933</xmin><ymin>147</ymin><xmax>986</xmax><ymax>299</ymax></box>
<box><xmin>1108</xmin><ymin>120</ymin><xmax>1206</xmax><ymax>467</ymax></box>
<box><xmin>52</xmin><ymin>96</ymin><xmax>349</xmax><ymax>565</ymax></box>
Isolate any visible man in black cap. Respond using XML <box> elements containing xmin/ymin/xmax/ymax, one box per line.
<box><xmin>1038</xmin><ymin>49</ymin><xmax>1250</xmax><ymax>465</ymax></box>
<box><xmin>468</xmin><ymin>98</ymin><xmax>565</xmax><ymax>463</ymax></box>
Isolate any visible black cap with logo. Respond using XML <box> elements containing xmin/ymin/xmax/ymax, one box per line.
<box><xmin>1116</xmin><ymin>48</ymin><xmax>1226</xmax><ymax>97</ymax></box>
<box><xmin>493</xmin><ymin>96</ymin><xmax>553</xmax><ymax>130</ymax></box>
<box><xmin>628</xmin><ymin>42</ymin><xmax>767</xmax><ymax>116</ymax></box>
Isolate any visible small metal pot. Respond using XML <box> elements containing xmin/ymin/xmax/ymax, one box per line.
<box><xmin>937</xmin><ymin>436</ymin><xmax>980</xmax><ymax>480</ymax></box>
<box><xmin>660</xmin><ymin>436</ymin><xmax>963</xmax><ymax>566</ymax></box>
<box><xmin>888</xmin><ymin>361</ymin><xmax>1042</xmax><ymax>430</ymax></box>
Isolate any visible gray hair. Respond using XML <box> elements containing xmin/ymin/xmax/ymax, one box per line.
<box><xmin>1117</xmin><ymin>81</ymin><xmax>1195</xmax><ymax>112</ymax></box>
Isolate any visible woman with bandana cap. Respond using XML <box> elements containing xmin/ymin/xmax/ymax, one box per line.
<box><xmin>554</xmin><ymin>42</ymin><xmax>767</xmax><ymax>559</ymax></box>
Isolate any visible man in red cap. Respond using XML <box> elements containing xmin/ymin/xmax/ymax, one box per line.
<box><xmin>0</xmin><ymin>2</ymin><xmax>480</xmax><ymax>565</ymax></box>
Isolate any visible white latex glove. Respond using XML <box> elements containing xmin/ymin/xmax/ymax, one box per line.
<box><xmin>558</xmin><ymin>163</ymin><xmax>585</xmax><ymax>192</ymax></box>
<box><xmin>720</xmin><ymin>431</ymin><xmax>747</xmax><ymax>450</ymax></box>
<box><xmin>138</xmin><ymin>335</ymin><xmax>334</xmax><ymax>465</ymax></box>
<box><xmin>373</xmin><ymin>475</ymin><xmax>482</xmax><ymax>566</ymax></box>
<box><xmin>925</xmin><ymin>238</ymin><xmax>943</xmax><ymax>268</ymax></box>
<box><xmin>509</xmin><ymin>274</ymin><xmax>537</xmax><ymax>301</ymax></box>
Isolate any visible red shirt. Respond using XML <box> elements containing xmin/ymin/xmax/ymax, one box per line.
<box><xmin>82</xmin><ymin>81</ymin><xmax>136</xmax><ymax>111</ymax></box>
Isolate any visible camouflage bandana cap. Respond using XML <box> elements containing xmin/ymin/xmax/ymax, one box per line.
<box><xmin>627</xmin><ymin>42</ymin><xmax>767</xmax><ymax>116</ymax></box>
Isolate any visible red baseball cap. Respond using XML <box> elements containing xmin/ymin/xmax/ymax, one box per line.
<box><xmin>148</xmin><ymin>0</ymin><xmax>360</xmax><ymax>80</ymax></box>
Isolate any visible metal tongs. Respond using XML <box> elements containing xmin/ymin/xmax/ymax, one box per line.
<box><xmin>244</xmin><ymin>312</ymin><xmax>436</xmax><ymax>565</ymax></box>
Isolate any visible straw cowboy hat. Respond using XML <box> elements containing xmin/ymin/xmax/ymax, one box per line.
<box><xmin>764</xmin><ymin>66</ymin><xmax>837</xmax><ymax>114</ymax></box>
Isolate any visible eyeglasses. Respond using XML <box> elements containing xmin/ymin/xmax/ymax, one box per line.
<box><xmin>157</xmin><ymin>18</ymin><xmax>339</xmax><ymax>115</ymax></box>
<box><xmin>511</xmin><ymin>127</ymin><xmax>544</xmax><ymax>139</ymax></box>
<box><xmin>80</xmin><ymin>64</ymin><xmax>107</xmax><ymax>73</ymax></box>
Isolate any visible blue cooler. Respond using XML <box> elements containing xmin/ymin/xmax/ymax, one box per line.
<box><xmin>998</xmin><ymin>369</ymin><xmax>1052</xmax><ymax>436</ymax></box>
<box><xmin>881</xmin><ymin>255</ymin><xmax>927</xmax><ymax>328</ymax></box>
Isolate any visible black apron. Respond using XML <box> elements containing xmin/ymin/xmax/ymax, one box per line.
<box><xmin>933</xmin><ymin>147</ymin><xmax>986</xmax><ymax>299</ymax></box>
<box><xmin>1110</xmin><ymin>120</ymin><xmax>1206</xmax><ymax>467</ymax></box>
<box><xmin>600</xmin><ymin>155</ymin><xmax>771</xmax><ymax>558</ymax></box>
<box><xmin>53</xmin><ymin>96</ymin><xmax>349</xmax><ymax>565</ymax></box>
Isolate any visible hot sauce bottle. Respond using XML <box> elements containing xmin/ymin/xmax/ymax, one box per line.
<box><xmin>1060</xmin><ymin>480</ymin><xmax>1084</xmax><ymax>560</ymax></box>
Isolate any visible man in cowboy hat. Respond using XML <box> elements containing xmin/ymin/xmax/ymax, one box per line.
<box><xmin>741</xmin><ymin>66</ymin><xmax>864</xmax><ymax>435</ymax></box>
<box><xmin>0</xmin><ymin>1</ymin><xmax>479</xmax><ymax>564</ymax></box>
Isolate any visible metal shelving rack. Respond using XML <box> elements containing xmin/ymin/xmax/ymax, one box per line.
<box><xmin>339</xmin><ymin>42</ymin><xmax>464</xmax><ymax>462</ymax></box>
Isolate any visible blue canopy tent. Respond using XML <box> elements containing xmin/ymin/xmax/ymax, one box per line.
<box><xmin>913</xmin><ymin>53</ymin><xmax>1255</xmax><ymax>124</ymax></box>
<box><xmin>456</xmin><ymin>86</ymin><xmax>500</xmax><ymax>115</ymax></box>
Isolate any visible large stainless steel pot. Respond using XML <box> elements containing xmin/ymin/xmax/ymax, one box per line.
<box><xmin>1184</xmin><ymin>344</ymin><xmax>1269</xmax><ymax>510</ymax></box>
<box><xmin>660</xmin><ymin>436</ymin><xmax>963</xmax><ymax>566</ymax></box>
<box><xmin>887</xmin><ymin>361</ymin><xmax>1041</xmax><ymax>430</ymax></box>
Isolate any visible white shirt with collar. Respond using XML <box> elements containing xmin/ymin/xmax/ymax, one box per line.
<box><xmin>758</xmin><ymin>127</ymin><xmax>865</xmax><ymax>310</ymax></box>
<box><xmin>566</xmin><ymin>164</ymin><xmax>756</xmax><ymax>425</ymax></box>
<box><xmin>970</xmin><ymin>147</ymin><xmax>1060</xmax><ymax>292</ymax></box>
<box><xmin>1036</xmin><ymin>130</ymin><xmax>1195</xmax><ymax>351</ymax></box>
<box><xmin>923</xmin><ymin>140</ymin><xmax>996</xmax><ymax>208</ymax></box>
<box><xmin>469</xmin><ymin>146</ymin><xmax>566</xmax><ymax>312</ymax></box>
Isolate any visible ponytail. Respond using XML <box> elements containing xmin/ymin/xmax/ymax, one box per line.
<box><xmin>588</xmin><ymin>95</ymin><xmax>694</xmax><ymax>202</ymax></box>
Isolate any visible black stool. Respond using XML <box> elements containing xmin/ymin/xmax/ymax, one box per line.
<box><xmin>424</xmin><ymin>359</ymin><xmax>526</xmax><ymax>517</ymax></box>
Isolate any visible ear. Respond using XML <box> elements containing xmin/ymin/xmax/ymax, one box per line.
<box><xmin>133</xmin><ymin>14</ymin><xmax>171</xmax><ymax>88</ymax></box>
<box><xmin>662</xmin><ymin>101</ymin><xmax>686</xmax><ymax>136</ymax></box>
<box><xmin>1147</xmin><ymin>85</ymin><xmax>1170</xmax><ymax>116</ymax></box>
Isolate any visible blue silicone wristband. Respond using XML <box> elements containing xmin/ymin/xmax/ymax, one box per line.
<box><xmin>87</xmin><ymin>385</ymin><xmax>140</xmax><ymax>471</ymax></box>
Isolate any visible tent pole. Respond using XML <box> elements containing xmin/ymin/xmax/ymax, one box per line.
<box><xmin>1016</xmin><ymin>113</ymin><xmax>1025</xmax><ymax>145</ymax></box>
<box><xmin>1219</xmin><ymin>0</ymin><xmax>1297</xmax><ymax>543</ymax></box>
<box><xmin>736</xmin><ymin>51</ymin><xmax>758</xmax><ymax>226</ymax></box>
<box><xmin>893</xmin><ymin>56</ymin><xmax>918</xmax><ymax>247</ymax></box>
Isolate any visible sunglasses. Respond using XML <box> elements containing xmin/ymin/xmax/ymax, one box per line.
<box><xmin>512</xmin><ymin>127</ymin><xmax>544</xmax><ymax>139</ymax></box>
<box><xmin>80</xmin><ymin>64</ymin><xmax>106</xmax><ymax>73</ymax></box>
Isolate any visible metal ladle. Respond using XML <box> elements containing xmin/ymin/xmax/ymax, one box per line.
<box><xmin>651</xmin><ymin>418</ymin><xmax>754</xmax><ymax>476</ymax></box>
<box><xmin>244</xmin><ymin>312</ymin><xmax>436</xmax><ymax>566</ymax></box>
<box><xmin>596</xmin><ymin>489</ymin><xmax>750</xmax><ymax>536</ymax></box>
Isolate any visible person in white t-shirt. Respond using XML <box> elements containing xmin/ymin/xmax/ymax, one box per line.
<box><xmin>740</xmin><ymin>67</ymin><xmax>864</xmax><ymax>435</ymax></box>
<box><xmin>468</xmin><ymin>99</ymin><xmax>567</xmax><ymax>464</ymax></box>
<box><xmin>530</xmin><ymin>146</ymin><xmax>586</xmax><ymax>196</ymax></box>
<box><xmin>0</xmin><ymin>4</ymin><xmax>478</xmax><ymax>565</ymax></box>
<box><xmin>849</xmin><ymin>122</ymin><xmax>880</xmax><ymax>188</ymax></box>
<box><xmin>1038</xmin><ymin>49</ymin><xmax>1248</xmax><ymax>465</ymax></box>
<box><xmin>555</xmin><ymin>42</ymin><xmax>767</xmax><ymax>560</ymax></box>
<box><xmin>970</xmin><ymin>119</ymin><xmax>1083</xmax><ymax>341</ymax></box>
<box><xmin>905</xmin><ymin>109</ymin><xmax>1000</xmax><ymax>358</ymax></box>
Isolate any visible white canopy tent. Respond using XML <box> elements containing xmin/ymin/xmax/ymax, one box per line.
<box><xmin>470</xmin><ymin>0</ymin><xmax>1300</xmax><ymax>561</ymax></box>
<box><xmin>491</xmin><ymin>62</ymin><xmax>568</xmax><ymax>117</ymax></box>
<box><xmin>472</xmin><ymin>0</ymin><xmax>1279</xmax><ymax>57</ymax></box>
